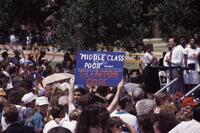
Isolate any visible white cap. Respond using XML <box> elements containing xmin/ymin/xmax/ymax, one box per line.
<box><xmin>21</xmin><ymin>92</ymin><xmax>36</xmax><ymax>104</ymax></box>
<box><xmin>36</xmin><ymin>96</ymin><xmax>49</xmax><ymax>106</ymax></box>
<box><xmin>58</xmin><ymin>82</ymin><xmax>71</xmax><ymax>91</ymax></box>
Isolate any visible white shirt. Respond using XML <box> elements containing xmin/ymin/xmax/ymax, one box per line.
<box><xmin>172</xmin><ymin>45</ymin><xmax>184</xmax><ymax>66</ymax></box>
<box><xmin>163</xmin><ymin>52</ymin><xmax>170</xmax><ymax>67</ymax></box>
<box><xmin>165</xmin><ymin>45</ymin><xmax>184</xmax><ymax>67</ymax></box>
<box><xmin>169</xmin><ymin>119</ymin><xmax>200</xmax><ymax>133</ymax></box>
<box><xmin>43</xmin><ymin>119</ymin><xmax>77</xmax><ymax>133</ymax></box>
<box><xmin>143</xmin><ymin>52</ymin><xmax>156</xmax><ymax>66</ymax></box>
<box><xmin>110</xmin><ymin>110</ymin><xmax>139</xmax><ymax>133</ymax></box>
<box><xmin>183</xmin><ymin>47</ymin><xmax>197</xmax><ymax>65</ymax></box>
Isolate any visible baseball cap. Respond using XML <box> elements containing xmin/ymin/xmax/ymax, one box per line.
<box><xmin>21</xmin><ymin>92</ymin><xmax>36</xmax><ymax>104</ymax></box>
<box><xmin>36</xmin><ymin>96</ymin><xmax>49</xmax><ymax>106</ymax></box>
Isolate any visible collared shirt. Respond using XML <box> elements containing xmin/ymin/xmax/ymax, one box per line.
<box><xmin>110</xmin><ymin>110</ymin><xmax>140</xmax><ymax>133</ymax></box>
<box><xmin>169</xmin><ymin>119</ymin><xmax>200</xmax><ymax>133</ymax></box>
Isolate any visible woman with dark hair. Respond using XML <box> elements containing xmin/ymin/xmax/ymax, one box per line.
<box><xmin>75</xmin><ymin>103</ymin><xmax>110</xmax><ymax>133</ymax></box>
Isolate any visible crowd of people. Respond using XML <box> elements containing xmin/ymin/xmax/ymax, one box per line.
<box><xmin>0</xmin><ymin>35</ymin><xmax>200</xmax><ymax>133</ymax></box>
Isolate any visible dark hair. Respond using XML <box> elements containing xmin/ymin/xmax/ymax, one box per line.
<box><xmin>145</xmin><ymin>44</ymin><xmax>153</xmax><ymax>52</ymax></box>
<box><xmin>118</xmin><ymin>95</ymin><xmax>131</xmax><ymax>109</ymax></box>
<box><xmin>4</xmin><ymin>104</ymin><xmax>19</xmax><ymax>123</ymax></box>
<box><xmin>74</xmin><ymin>88</ymin><xmax>86</xmax><ymax>95</ymax></box>
<box><xmin>153</xmin><ymin>112</ymin><xmax>178</xmax><ymax>133</ymax></box>
<box><xmin>2</xmin><ymin>52</ymin><xmax>8</xmax><ymax>58</ymax></box>
<box><xmin>75</xmin><ymin>94</ymin><xmax>106</xmax><ymax>109</ymax></box>
<box><xmin>75</xmin><ymin>103</ymin><xmax>110</xmax><ymax>133</ymax></box>
<box><xmin>51</xmin><ymin>105</ymin><xmax>65</xmax><ymax>119</ymax></box>
<box><xmin>8</xmin><ymin>87</ymin><xmax>28</xmax><ymax>104</ymax></box>
<box><xmin>107</xmin><ymin>117</ymin><xmax>123</xmax><ymax>131</ymax></box>
<box><xmin>96</xmin><ymin>86</ymin><xmax>109</xmax><ymax>97</ymax></box>
<box><xmin>193</xmin><ymin>105</ymin><xmax>200</xmax><ymax>122</ymax></box>
<box><xmin>48</xmin><ymin>127</ymin><xmax>71</xmax><ymax>133</ymax></box>
<box><xmin>138</xmin><ymin>115</ymin><xmax>154</xmax><ymax>133</ymax></box>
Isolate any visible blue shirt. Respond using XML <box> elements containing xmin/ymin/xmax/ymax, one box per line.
<box><xmin>25</xmin><ymin>111</ymin><xmax>45</xmax><ymax>130</ymax></box>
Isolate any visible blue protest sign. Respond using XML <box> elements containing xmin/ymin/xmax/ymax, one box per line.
<box><xmin>75</xmin><ymin>51</ymin><xmax>125</xmax><ymax>87</ymax></box>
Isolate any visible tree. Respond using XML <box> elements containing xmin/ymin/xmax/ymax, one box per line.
<box><xmin>54</xmin><ymin>0</ymin><xmax>147</xmax><ymax>51</ymax></box>
<box><xmin>157</xmin><ymin>0</ymin><xmax>200</xmax><ymax>38</ymax></box>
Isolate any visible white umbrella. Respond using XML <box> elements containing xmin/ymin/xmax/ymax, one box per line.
<box><xmin>124</xmin><ymin>83</ymin><xmax>140</xmax><ymax>93</ymax></box>
<box><xmin>42</xmin><ymin>73</ymin><xmax>74</xmax><ymax>85</ymax></box>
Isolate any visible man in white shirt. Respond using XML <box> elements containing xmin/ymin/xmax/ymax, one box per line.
<box><xmin>163</xmin><ymin>38</ymin><xmax>185</xmax><ymax>94</ymax></box>
<box><xmin>169</xmin><ymin>105</ymin><xmax>200</xmax><ymax>133</ymax></box>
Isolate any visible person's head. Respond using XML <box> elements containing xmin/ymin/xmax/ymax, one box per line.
<box><xmin>75</xmin><ymin>94</ymin><xmax>104</xmax><ymax>110</ymax></box>
<box><xmin>192</xmin><ymin>104</ymin><xmax>200</xmax><ymax>122</ymax></box>
<box><xmin>74</xmin><ymin>88</ymin><xmax>86</xmax><ymax>102</ymax></box>
<box><xmin>179</xmin><ymin>37</ymin><xmax>186</xmax><ymax>48</ymax></box>
<box><xmin>136</xmin><ymin>99</ymin><xmax>156</xmax><ymax>116</ymax></box>
<box><xmin>154</xmin><ymin>93</ymin><xmax>171</xmax><ymax>107</ymax></box>
<box><xmin>40</xmin><ymin>50</ymin><xmax>46</xmax><ymax>56</ymax></box>
<box><xmin>8</xmin><ymin>87</ymin><xmax>28</xmax><ymax>105</ymax></box>
<box><xmin>118</xmin><ymin>95</ymin><xmax>132</xmax><ymax>110</ymax></box>
<box><xmin>13</xmin><ymin>50</ymin><xmax>20</xmax><ymax>57</ymax></box>
<box><xmin>153</xmin><ymin>112</ymin><xmax>178</xmax><ymax>133</ymax></box>
<box><xmin>96</xmin><ymin>86</ymin><xmax>109</xmax><ymax>97</ymax></box>
<box><xmin>51</xmin><ymin>105</ymin><xmax>65</xmax><ymax>119</ymax></box>
<box><xmin>132</xmin><ymin>88</ymin><xmax>144</xmax><ymax>102</ymax></box>
<box><xmin>21</xmin><ymin>92</ymin><xmax>36</xmax><ymax>108</ymax></box>
<box><xmin>138</xmin><ymin>115</ymin><xmax>154</xmax><ymax>133</ymax></box>
<box><xmin>36</xmin><ymin>96</ymin><xmax>49</xmax><ymax>114</ymax></box>
<box><xmin>48</xmin><ymin>127</ymin><xmax>71</xmax><ymax>133</ymax></box>
<box><xmin>3</xmin><ymin>104</ymin><xmax>19</xmax><ymax>124</ymax></box>
<box><xmin>190</xmin><ymin>38</ymin><xmax>196</xmax><ymax>49</ymax></box>
<box><xmin>168</xmin><ymin>38</ymin><xmax>176</xmax><ymax>49</ymax></box>
<box><xmin>107</xmin><ymin>117</ymin><xmax>123</xmax><ymax>133</ymax></box>
<box><xmin>176</xmin><ymin>106</ymin><xmax>193</xmax><ymax>122</ymax></box>
<box><xmin>145</xmin><ymin>44</ymin><xmax>153</xmax><ymax>52</ymax></box>
<box><xmin>160</xmin><ymin>103</ymin><xmax>178</xmax><ymax>115</ymax></box>
<box><xmin>75</xmin><ymin>103</ymin><xmax>110</xmax><ymax>133</ymax></box>
<box><xmin>69</xmin><ymin>109</ymin><xmax>81</xmax><ymax>121</ymax></box>
<box><xmin>2</xmin><ymin>51</ymin><xmax>8</xmax><ymax>59</ymax></box>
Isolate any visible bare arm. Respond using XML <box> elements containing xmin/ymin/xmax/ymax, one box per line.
<box><xmin>107</xmin><ymin>80</ymin><xmax>124</xmax><ymax>113</ymax></box>
<box><xmin>68</xmin><ymin>76</ymin><xmax>75</xmax><ymax>113</ymax></box>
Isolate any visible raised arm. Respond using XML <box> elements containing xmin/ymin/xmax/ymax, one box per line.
<box><xmin>68</xmin><ymin>76</ymin><xmax>75</xmax><ymax>113</ymax></box>
<box><xmin>107</xmin><ymin>80</ymin><xmax>124</xmax><ymax>113</ymax></box>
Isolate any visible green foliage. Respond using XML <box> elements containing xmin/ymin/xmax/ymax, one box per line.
<box><xmin>54</xmin><ymin>0</ymin><xmax>147</xmax><ymax>51</ymax></box>
<box><xmin>157</xmin><ymin>0</ymin><xmax>200</xmax><ymax>38</ymax></box>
